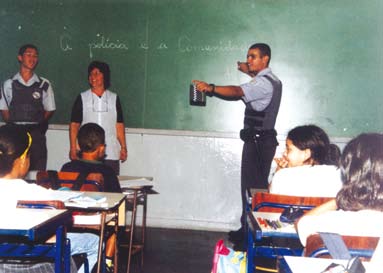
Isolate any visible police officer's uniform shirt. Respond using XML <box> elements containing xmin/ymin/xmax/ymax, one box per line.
<box><xmin>240</xmin><ymin>67</ymin><xmax>277</xmax><ymax>111</ymax></box>
<box><xmin>0</xmin><ymin>72</ymin><xmax>56</xmax><ymax>111</ymax></box>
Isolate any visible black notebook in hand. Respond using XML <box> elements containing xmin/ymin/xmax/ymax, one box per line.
<box><xmin>189</xmin><ymin>84</ymin><xmax>206</xmax><ymax>106</ymax></box>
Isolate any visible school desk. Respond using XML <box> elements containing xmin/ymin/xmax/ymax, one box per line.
<box><xmin>0</xmin><ymin>208</ymin><xmax>72</xmax><ymax>273</ymax></box>
<box><xmin>65</xmin><ymin>191</ymin><xmax>126</xmax><ymax>273</ymax></box>
<box><xmin>247</xmin><ymin>211</ymin><xmax>302</xmax><ymax>273</ymax></box>
<box><xmin>119</xmin><ymin>175</ymin><xmax>157</xmax><ymax>273</ymax></box>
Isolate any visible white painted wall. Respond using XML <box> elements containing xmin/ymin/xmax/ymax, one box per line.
<box><xmin>46</xmin><ymin>126</ymin><xmax>350</xmax><ymax>232</ymax></box>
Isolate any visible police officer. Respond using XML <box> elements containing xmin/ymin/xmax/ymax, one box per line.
<box><xmin>193</xmin><ymin>43</ymin><xmax>282</xmax><ymax>250</ymax></box>
<box><xmin>0</xmin><ymin>44</ymin><xmax>56</xmax><ymax>171</ymax></box>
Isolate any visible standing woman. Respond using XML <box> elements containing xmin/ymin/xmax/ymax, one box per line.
<box><xmin>69</xmin><ymin>61</ymin><xmax>127</xmax><ymax>175</ymax></box>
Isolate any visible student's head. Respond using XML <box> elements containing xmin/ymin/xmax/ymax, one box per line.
<box><xmin>336</xmin><ymin>133</ymin><xmax>383</xmax><ymax>211</ymax></box>
<box><xmin>18</xmin><ymin>44</ymin><xmax>39</xmax><ymax>56</ymax></box>
<box><xmin>283</xmin><ymin>125</ymin><xmax>339</xmax><ymax>167</ymax></box>
<box><xmin>0</xmin><ymin>124</ymin><xmax>32</xmax><ymax>178</ymax></box>
<box><xmin>247</xmin><ymin>43</ymin><xmax>271</xmax><ymax>70</ymax></box>
<box><xmin>78</xmin><ymin>123</ymin><xmax>106</xmax><ymax>159</ymax></box>
<box><xmin>88</xmin><ymin>61</ymin><xmax>111</xmax><ymax>89</ymax></box>
<box><xmin>17</xmin><ymin>44</ymin><xmax>39</xmax><ymax>69</ymax></box>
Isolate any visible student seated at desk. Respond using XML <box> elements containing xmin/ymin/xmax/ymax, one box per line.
<box><xmin>61</xmin><ymin>122</ymin><xmax>122</xmax><ymax>193</ymax></box>
<box><xmin>297</xmin><ymin>133</ymin><xmax>383</xmax><ymax>249</ymax></box>
<box><xmin>0</xmin><ymin>124</ymin><xmax>99</xmax><ymax>273</ymax></box>
<box><xmin>62</xmin><ymin>122</ymin><xmax>121</xmax><ymax>270</ymax></box>
<box><xmin>269</xmin><ymin>125</ymin><xmax>342</xmax><ymax>197</ymax></box>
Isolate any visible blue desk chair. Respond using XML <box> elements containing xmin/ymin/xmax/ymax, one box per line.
<box><xmin>247</xmin><ymin>192</ymin><xmax>333</xmax><ymax>273</ymax></box>
<box><xmin>35</xmin><ymin>171</ymin><xmax>114</xmax><ymax>273</ymax></box>
<box><xmin>0</xmin><ymin>201</ymin><xmax>75</xmax><ymax>273</ymax></box>
<box><xmin>17</xmin><ymin>200</ymin><xmax>90</xmax><ymax>273</ymax></box>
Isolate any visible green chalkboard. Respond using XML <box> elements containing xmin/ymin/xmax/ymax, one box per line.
<box><xmin>0</xmin><ymin>0</ymin><xmax>382</xmax><ymax>137</ymax></box>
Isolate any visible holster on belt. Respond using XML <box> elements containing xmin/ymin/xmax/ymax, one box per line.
<box><xmin>239</xmin><ymin>128</ymin><xmax>276</xmax><ymax>142</ymax></box>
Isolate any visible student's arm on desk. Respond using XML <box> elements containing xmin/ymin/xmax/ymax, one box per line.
<box><xmin>295</xmin><ymin>199</ymin><xmax>337</xmax><ymax>246</ymax></box>
<box><xmin>302</xmin><ymin>199</ymin><xmax>337</xmax><ymax>217</ymax></box>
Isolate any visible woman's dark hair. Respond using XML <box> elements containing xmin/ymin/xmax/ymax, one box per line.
<box><xmin>88</xmin><ymin>61</ymin><xmax>111</xmax><ymax>89</ymax></box>
<box><xmin>0</xmin><ymin>124</ymin><xmax>30</xmax><ymax>176</ymax></box>
<box><xmin>78</xmin><ymin>123</ymin><xmax>105</xmax><ymax>153</ymax></box>
<box><xmin>287</xmin><ymin>125</ymin><xmax>340</xmax><ymax>166</ymax></box>
<box><xmin>336</xmin><ymin>133</ymin><xmax>383</xmax><ymax>211</ymax></box>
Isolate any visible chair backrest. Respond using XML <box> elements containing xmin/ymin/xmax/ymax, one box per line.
<box><xmin>252</xmin><ymin>192</ymin><xmax>333</xmax><ymax>212</ymax></box>
<box><xmin>304</xmin><ymin>233</ymin><xmax>379</xmax><ymax>260</ymax></box>
<box><xmin>36</xmin><ymin>170</ymin><xmax>104</xmax><ymax>192</ymax></box>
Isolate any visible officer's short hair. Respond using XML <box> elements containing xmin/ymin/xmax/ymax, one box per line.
<box><xmin>249</xmin><ymin>43</ymin><xmax>271</xmax><ymax>64</ymax></box>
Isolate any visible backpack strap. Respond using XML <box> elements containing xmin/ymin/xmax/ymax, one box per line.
<box><xmin>72</xmin><ymin>171</ymin><xmax>91</xmax><ymax>191</ymax></box>
<box><xmin>38</xmin><ymin>77</ymin><xmax>49</xmax><ymax>92</ymax></box>
<box><xmin>319</xmin><ymin>232</ymin><xmax>352</xmax><ymax>260</ymax></box>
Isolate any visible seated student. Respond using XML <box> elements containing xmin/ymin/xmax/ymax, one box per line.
<box><xmin>62</xmin><ymin>122</ymin><xmax>120</xmax><ymax>270</ymax></box>
<box><xmin>297</xmin><ymin>133</ymin><xmax>383</xmax><ymax>248</ymax></box>
<box><xmin>61</xmin><ymin>122</ymin><xmax>122</xmax><ymax>193</ymax></box>
<box><xmin>269</xmin><ymin>125</ymin><xmax>342</xmax><ymax>197</ymax></box>
<box><xmin>0</xmin><ymin>124</ymin><xmax>99</xmax><ymax>273</ymax></box>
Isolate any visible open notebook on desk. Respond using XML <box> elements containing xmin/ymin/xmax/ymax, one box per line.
<box><xmin>21</xmin><ymin>189</ymin><xmax>84</xmax><ymax>202</ymax></box>
<box><xmin>22</xmin><ymin>190</ymin><xmax>107</xmax><ymax>208</ymax></box>
<box><xmin>65</xmin><ymin>194</ymin><xmax>107</xmax><ymax>208</ymax></box>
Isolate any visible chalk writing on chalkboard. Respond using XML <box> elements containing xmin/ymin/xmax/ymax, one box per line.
<box><xmin>60</xmin><ymin>34</ymin><xmax>73</xmax><ymax>51</ymax></box>
<box><xmin>60</xmin><ymin>33</ymin><xmax>248</xmax><ymax>58</ymax></box>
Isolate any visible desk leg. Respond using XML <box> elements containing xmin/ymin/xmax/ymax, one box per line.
<box><xmin>65</xmin><ymin>238</ymin><xmax>71</xmax><ymax>273</ymax></box>
<box><xmin>97</xmin><ymin>212</ymin><xmax>107</xmax><ymax>273</ymax></box>
<box><xmin>140</xmin><ymin>191</ymin><xmax>147</xmax><ymax>267</ymax></box>
<box><xmin>55</xmin><ymin>225</ymin><xmax>69</xmax><ymax>273</ymax></box>
<box><xmin>114</xmin><ymin>209</ymin><xmax>119</xmax><ymax>273</ymax></box>
<box><xmin>127</xmin><ymin>190</ymin><xmax>138</xmax><ymax>273</ymax></box>
<box><xmin>55</xmin><ymin>225</ymin><xmax>63</xmax><ymax>273</ymax></box>
<box><xmin>247</xmin><ymin>227</ymin><xmax>255</xmax><ymax>273</ymax></box>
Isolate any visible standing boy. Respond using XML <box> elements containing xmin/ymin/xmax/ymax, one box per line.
<box><xmin>0</xmin><ymin>44</ymin><xmax>56</xmax><ymax>170</ymax></box>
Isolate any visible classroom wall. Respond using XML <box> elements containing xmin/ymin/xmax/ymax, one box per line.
<box><xmin>47</xmin><ymin>127</ymin><xmax>349</xmax><ymax>231</ymax></box>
